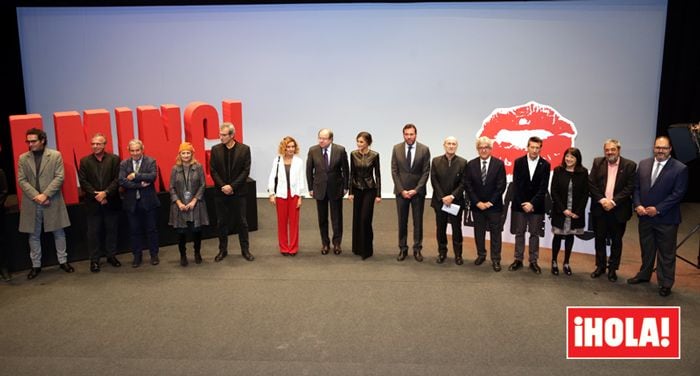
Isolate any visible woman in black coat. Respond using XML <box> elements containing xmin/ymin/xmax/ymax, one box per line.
<box><xmin>549</xmin><ymin>147</ymin><xmax>589</xmax><ymax>276</ymax></box>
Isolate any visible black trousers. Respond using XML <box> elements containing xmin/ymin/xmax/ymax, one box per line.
<box><xmin>637</xmin><ymin>221</ymin><xmax>678</xmax><ymax>288</ymax></box>
<box><xmin>434</xmin><ymin>207</ymin><xmax>463</xmax><ymax>256</ymax></box>
<box><xmin>316</xmin><ymin>196</ymin><xmax>343</xmax><ymax>247</ymax></box>
<box><xmin>86</xmin><ymin>205</ymin><xmax>119</xmax><ymax>262</ymax></box>
<box><xmin>593</xmin><ymin>212</ymin><xmax>627</xmax><ymax>270</ymax></box>
<box><xmin>127</xmin><ymin>200</ymin><xmax>159</xmax><ymax>259</ymax></box>
<box><xmin>473</xmin><ymin>209</ymin><xmax>502</xmax><ymax>262</ymax></box>
<box><xmin>215</xmin><ymin>194</ymin><xmax>249</xmax><ymax>252</ymax></box>
<box><xmin>352</xmin><ymin>188</ymin><xmax>376</xmax><ymax>258</ymax></box>
<box><xmin>396</xmin><ymin>194</ymin><xmax>425</xmax><ymax>253</ymax></box>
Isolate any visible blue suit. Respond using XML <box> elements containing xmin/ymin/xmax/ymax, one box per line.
<box><xmin>632</xmin><ymin>157</ymin><xmax>688</xmax><ymax>288</ymax></box>
<box><xmin>119</xmin><ymin>156</ymin><xmax>160</xmax><ymax>260</ymax></box>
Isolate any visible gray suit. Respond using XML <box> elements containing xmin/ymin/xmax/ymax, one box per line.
<box><xmin>391</xmin><ymin>141</ymin><xmax>431</xmax><ymax>253</ymax></box>
<box><xmin>17</xmin><ymin>148</ymin><xmax>71</xmax><ymax>267</ymax></box>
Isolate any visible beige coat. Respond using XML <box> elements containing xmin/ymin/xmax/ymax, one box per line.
<box><xmin>17</xmin><ymin>148</ymin><xmax>71</xmax><ymax>233</ymax></box>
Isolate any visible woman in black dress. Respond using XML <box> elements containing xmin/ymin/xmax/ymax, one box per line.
<box><xmin>550</xmin><ymin>147</ymin><xmax>589</xmax><ymax>276</ymax></box>
<box><xmin>349</xmin><ymin>132</ymin><xmax>381</xmax><ymax>260</ymax></box>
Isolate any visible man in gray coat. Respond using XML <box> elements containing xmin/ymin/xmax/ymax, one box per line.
<box><xmin>17</xmin><ymin>128</ymin><xmax>73</xmax><ymax>279</ymax></box>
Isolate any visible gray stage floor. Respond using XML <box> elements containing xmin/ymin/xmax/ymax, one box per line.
<box><xmin>1</xmin><ymin>200</ymin><xmax>698</xmax><ymax>375</ymax></box>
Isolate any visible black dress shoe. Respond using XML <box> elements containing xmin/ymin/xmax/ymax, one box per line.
<box><xmin>397</xmin><ymin>250</ymin><xmax>408</xmax><ymax>261</ymax></box>
<box><xmin>590</xmin><ymin>267</ymin><xmax>605</xmax><ymax>279</ymax></box>
<box><xmin>214</xmin><ymin>250</ymin><xmax>228</xmax><ymax>262</ymax></box>
<box><xmin>132</xmin><ymin>258</ymin><xmax>142</xmax><ymax>268</ymax></box>
<box><xmin>436</xmin><ymin>254</ymin><xmax>446</xmax><ymax>264</ymax></box>
<box><xmin>321</xmin><ymin>245</ymin><xmax>330</xmax><ymax>255</ymax></box>
<box><xmin>194</xmin><ymin>252</ymin><xmax>203</xmax><ymax>264</ymax></box>
<box><xmin>59</xmin><ymin>263</ymin><xmax>75</xmax><ymax>273</ymax></box>
<box><xmin>529</xmin><ymin>262</ymin><xmax>542</xmax><ymax>274</ymax></box>
<box><xmin>282</xmin><ymin>252</ymin><xmax>290</xmax><ymax>256</ymax></box>
<box><xmin>508</xmin><ymin>260</ymin><xmax>523</xmax><ymax>271</ymax></box>
<box><xmin>27</xmin><ymin>267</ymin><xmax>42</xmax><ymax>280</ymax></box>
<box><xmin>0</xmin><ymin>268</ymin><xmax>11</xmax><ymax>281</ymax></box>
<box><xmin>107</xmin><ymin>257</ymin><xmax>122</xmax><ymax>267</ymax></box>
<box><xmin>659</xmin><ymin>287</ymin><xmax>672</xmax><ymax>297</ymax></box>
<box><xmin>627</xmin><ymin>277</ymin><xmax>650</xmax><ymax>284</ymax></box>
<box><xmin>290</xmin><ymin>252</ymin><xmax>297</xmax><ymax>257</ymax></box>
<box><xmin>607</xmin><ymin>269</ymin><xmax>618</xmax><ymax>282</ymax></box>
<box><xmin>455</xmin><ymin>256</ymin><xmax>463</xmax><ymax>265</ymax></box>
<box><xmin>414</xmin><ymin>251</ymin><xmax>423</xmax><ymax>262</ymax></box>
<box><xmin>551</xmin><ymin>261</ymin><xmax>559</xmax><ymax>276</ymax></box>
<box><xmin>474</xmin><ymin>256</ymin><xmax>486</xmax><ymax>265</ymax></box>
<box><xmin>150</xmin><ymin>255</ymin><xmax>160</xmax><ymax>266</ymax></box>
<box><xmin>492</xmin><ymin>261</ymin><xmax>502</xmax><ymax>272</ymax></box>
<box><xmin>333</xmin><ymin>245</ymin><xmax>342</xmax><ymax>255</ymax></box>
<box><xmin>242</xmin><ymin>250</ymin><xmax>255</xmax><ymax>261</ymax></box>
<box><xmin>180</xmin><ymin>255</ymin><xmax>189</xmax><ymax>267</ymax></box>
<box><xmin>563</xmin><ymin>264</ymin><xmax>572</xmax><ymax>276</ymax></box>
<box><xmin>90</xmin><ymin>262</ymin><xmax>101</xmax><ymax>273</ymax></box>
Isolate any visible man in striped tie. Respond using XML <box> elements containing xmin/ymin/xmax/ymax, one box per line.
<box><xmin>463</xmin><ymin>136</ymin><xmax>506</xmax><ymax>271</ymax></box>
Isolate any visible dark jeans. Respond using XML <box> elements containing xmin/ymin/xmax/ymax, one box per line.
<box><xmin>86</xmin><ymin>205</ymin><xmax>119</xmax><ymax>262</ymax></box>
<box><xmin>128</xmin><ymin>200</ymin><xmax>159</xmax><ymax>260</ymax></box>
<box><xmin>215</xmin><ymin>194</ymin><xmax>249</xmax><ymax>252</ymax></box>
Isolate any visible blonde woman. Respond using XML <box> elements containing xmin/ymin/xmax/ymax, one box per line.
<box><xmin>169</xmin><ymin>142</ymin><xmax>209</xmax><ymax>266</ymax></box>
<box><xmin>268</xmin><ymin>136</ymin><xmax>308</xmax><ymax>256</ymax></box>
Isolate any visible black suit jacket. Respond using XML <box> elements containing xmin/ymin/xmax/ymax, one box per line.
<box><xmin>209</xmin><ymin>142</ymin><xmax>251</xmax><ymax>197</ymax></box>
<box><xmin>511</xmin><ymin>155</ymin><xmax>551</xmax><ymax>214</ymax></box>
<box><xmin>464</xmin><ymin>157</ymin><xmax>506</xmax><ymax>213</ymax></box>
<box><xmin>430</xmin><ymin>154</ymin><xmax>467</xmax><ymax>209</ymax></box>
<box><xmin>588</xmin><ymin>156</ymin><xmax>636</xmax><ymax>222</ymax></box>
<box><xmin>390</xmin><ymin>142</ymin><xmax>431</xmax><ymax>196</ymax></box>
<box><xmin>118</xmin><ymin>156</ymin><xmax>159</xmax><ymax>213</ymax></box>
<box><xmin>306</xmin><ymin>143</ymin><xmax>349</xmax><ymax>200</ymax></box>
<box><xmin>78</xmin><ymin>152</ymin><xmax>121</xmax><ymax>213</ymax></box>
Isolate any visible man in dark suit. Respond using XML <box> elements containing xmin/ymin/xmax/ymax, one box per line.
<box><xmin>628</xmin><ymin>136</ymin><xmax>688</xmax><ymax>297</ymax></box>
<box><xmin>306</xmin><ymin>128</ymin><xmax>349</xmax><ymax>255</ymax></box>
<box><xmin>430</xmin><ymin>136</ymin><xmax>467</xmax><ymax>264</ymax></box>
<box><xmin>210</xmin><ymin>122</ymin><xmax>255</xmax><ymax>262</ymax></box>
<box><xmin>119</xmin><ymin>139</ymin><xmax>160</xmax><ymax>267</ymax></box>
<box><xmin>464</xmin><ymin>136</ymin><xmax>507</xmax><ymax>271</ymax></box>
<box><xmin>508</xmin><ymin>136</ymin><xmax>551</xmax><ymax>274</ymax></box>
<box><xmin>79</xmin><ymin>133</ymin><xmax>122</xmax><ymax>273</ymax></box>
<box><xmin>588</xmin><ymin>139</ymin><xmax>637</xmax><ymax>281</ymax></box>
<box><xmin>391</xmin><ymin>123</ymin><xmax>431</xmax><ymax>262</ymax></box>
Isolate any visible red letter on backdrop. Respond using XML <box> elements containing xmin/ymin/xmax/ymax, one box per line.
<box><xmin>114</xmin><ymin>107</ymin><xmax>135</xmax><ymax>155</ymax></box>
<box><xmin>8</xmin><ymin>114</ymin><xmax>43</xmax><ymax>206</ymax></box>
<box><xmin>222</xmin><ymin>100</ymin><xmax>243</xmax><ymax>142</ymax></box>
<box><xmin>54</xmin><ymin>109</ymin><xmax>113</xmax><ymax>204</ymax></box>
<box><xmin>183</xmin><ymin>102</ymin><xmax>220</xmax><ymax>186</ymax></box>
<box><xmin>136</xmin><ymin>105</ymin><xmax>182</xmax><ymax>192</ymax></box>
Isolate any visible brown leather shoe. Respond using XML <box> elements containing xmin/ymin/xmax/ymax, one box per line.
<box><xmin>333</xmin><ymin>245</ymin><xmax>342</xmax><ymax>255</ymax></box>
<box><xmin>321</xmin><ymin>245</ymin><xmax>330</xmax><ymax>255</ymax></box>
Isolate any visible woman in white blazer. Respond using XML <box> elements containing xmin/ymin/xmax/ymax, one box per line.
<box><xmin>268</xmin><ymin>136</ymin><xmax>308</xmax><ymax>255</ymax></box>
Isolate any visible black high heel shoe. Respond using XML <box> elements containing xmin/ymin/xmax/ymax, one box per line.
<box><xmin>551</xmin><ymin>261</ymin><xmax>559</xmax><ymax>276</ymax></box>
<box><xmin>563</xmin><ymin>264</ymin><xmax>572</xmax><ymax>276</ymax></box>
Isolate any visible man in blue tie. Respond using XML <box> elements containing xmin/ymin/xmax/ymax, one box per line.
<box><xmin>391</xmin><ymin>124</ymin><xmax>431</xmax><ymax>262</ymax></box>
<box><xmin>628</xmin><ymin>136</ymin><xmax>688</xmax><ymax>297</ymax></box>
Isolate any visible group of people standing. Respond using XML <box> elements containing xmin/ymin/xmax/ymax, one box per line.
<box><xmin>10</xmin><ymin>122</ymin><xmax>253</xmax><ymax>280</ymax></box>
<box><xmin>4</xmin><ymin>124</ymin><xmax>689</xmax><ymax>297</ymax></box>
<box><xmin>270</xmin><ymin>126</ymin><xmax>688</xmax><ymax>298</ymax></box>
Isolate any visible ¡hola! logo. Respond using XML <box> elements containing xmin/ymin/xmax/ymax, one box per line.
<box><xmin>566</xmin><ymin>306</ymin><xmax>680</xmax><ymax>359</ymax></box>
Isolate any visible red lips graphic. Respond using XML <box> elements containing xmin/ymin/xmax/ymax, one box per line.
<box><xmin>477</xmin><ymin>101</ymin><xmax>577</xmax><ymax>175</ymax></box>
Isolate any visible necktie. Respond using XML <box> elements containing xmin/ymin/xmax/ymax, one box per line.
<box><xmin>651</xmin><ymin>161</ymin><xmax>662</xmax><ymax>186</ymax></box>
<box><xmin>135</xmin><ymin>160</ymin><xmax>141</xmax><ymax>199</ymax></box>
<box><xmin>407</xmin><ymin>144</ymin><xmax>413</xmax><ymax>170</ymax></box>
<box><xmin>323</xmin><ymin>148</ymin><xmax>329</xmax><ymax>170</ymax></box>
<box><xmin>481</xmin><ymin>160</ymin><xmax>487</xmax><ymax>185</ymax></box>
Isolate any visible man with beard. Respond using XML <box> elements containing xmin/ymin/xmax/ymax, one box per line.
<box><xmin>588</xmin><ymin>139</ymin><xmax>637</xmax><ymax>282</ymax></box>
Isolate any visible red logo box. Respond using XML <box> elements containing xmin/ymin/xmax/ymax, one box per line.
<box><xmin>567</xmin><ymin>306</ymin><xmax>680</xmax><ymax>359</ymax></box>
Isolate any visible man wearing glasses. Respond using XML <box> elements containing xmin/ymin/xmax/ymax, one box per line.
<box><xmin>17</xmin><ymin>128</ymin><xmax>73</xmax><ymax>279</ymax></box>
<box><xmin>628</xmin><ymin>136</ymin><xmax>688</xmax><ymax>297</ymax></box>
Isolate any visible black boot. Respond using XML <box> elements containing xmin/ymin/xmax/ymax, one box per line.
<box><xmin>193</xmin><ymin>231</ymin><xmax>202</xmax><ymax>264</ymax></box>
<box><xmin>178</xmin><ymin>234</ymin><xmax>188</xmax><ymax>267</ymax></box>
